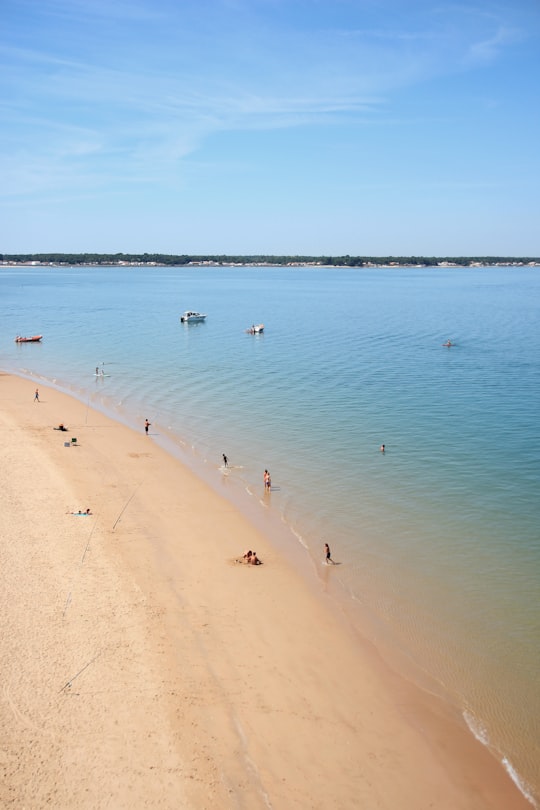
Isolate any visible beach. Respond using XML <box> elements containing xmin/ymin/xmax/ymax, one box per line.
<box><xmin>0</xmin><ymin>372</ymin><xmax>531</xmax><ymax>810</ymax></box>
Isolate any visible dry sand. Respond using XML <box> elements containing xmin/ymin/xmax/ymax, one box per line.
<box><xmin>0</xmin><ymin>373</ymin><xmax>530</xmax><ymax>809</ymax></box>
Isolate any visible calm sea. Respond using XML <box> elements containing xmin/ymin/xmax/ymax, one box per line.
<box><xmin>2</xmin><ymin>264</ymin><xmax>539</xmax><ymax>804</ymax></box>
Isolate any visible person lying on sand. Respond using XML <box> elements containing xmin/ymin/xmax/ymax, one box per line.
<box><xmin>54</xmin><ymin>423</ymin><xmax>68</xmax><ymax>431</ymax></box>
<box><xmin>69</xmin><ymin>508</ymin><xmax>92</xmax><ymax>515</ymax></box>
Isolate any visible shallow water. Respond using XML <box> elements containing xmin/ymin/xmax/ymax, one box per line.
<box><xmin>2</xmin><ymin>263</ymin><xmax>539</xmax><ymax>803</ymax></box>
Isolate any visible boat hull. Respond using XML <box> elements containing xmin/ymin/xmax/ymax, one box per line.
<box><xmin>180</xmin><ymin>312</ymin><xmax>207</xmax><ymax>323</ymax></box>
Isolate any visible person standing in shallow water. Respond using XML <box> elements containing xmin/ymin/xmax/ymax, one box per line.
<box><xmin>144</xmin><ymin>419</ymin><xmax>150</xmax><ymax>434</ymax></box>
<box><xmin>222</xmin><ymin>453</ymin><xmax>228</xmax><ymax>467</ymax></box>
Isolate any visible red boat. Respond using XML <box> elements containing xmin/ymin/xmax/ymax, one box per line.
<box><xmin>14</xmin><ymin>335</ymin><xmax>43</xmax><ymax>343</ymax></box>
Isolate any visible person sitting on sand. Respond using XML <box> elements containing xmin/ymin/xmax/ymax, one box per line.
<box><xmin>250</xmin><ymin>551</ymin><xmax>261</xmax><ymax>565</ymax></box>
<box><xmin>243</xmin><ymin>550</ymin><xmax>252</xmax><ymax>561</ymax></box>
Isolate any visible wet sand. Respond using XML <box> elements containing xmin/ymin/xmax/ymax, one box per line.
<box><xmin>0</xmin><ymin>372</ymin><xmax>530</xmax><ymax>809</ymax></box>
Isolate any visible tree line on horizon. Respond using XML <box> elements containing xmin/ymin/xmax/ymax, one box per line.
<box><xmin>1</xmin><ymin>252</ymin><xmax>538</xmax><ymax>267</ymax></box>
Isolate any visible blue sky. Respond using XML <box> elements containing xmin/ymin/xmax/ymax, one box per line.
<box><xmin>1</xmin><ymin>0</ymin><xmax>539</xmax><ymax>256</ymax></box>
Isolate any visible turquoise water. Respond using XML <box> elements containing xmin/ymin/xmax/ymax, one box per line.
<box><xmin>2</xmin><ymin>264</ymin><xmax>539</xmax><ymax>803</ymax></box>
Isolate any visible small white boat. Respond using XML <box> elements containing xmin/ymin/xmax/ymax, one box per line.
<box><xmin>180</xmin><ymin>311</ymin><xmax>207</xmax><ymax>323</ymax></box>
<box><xmin>246</xmin><ymin>324</ymin><xmax>264</xmax><ymax>334</ymax></box>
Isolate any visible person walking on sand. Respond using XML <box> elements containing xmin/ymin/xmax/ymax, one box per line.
<box><xmin>34</xmin><ymin>388</ymin><xmax>39</xmax><ymax>402</ymax></box>
<box><xmin>324</xmin><ymin>543</ymin><xmax>335</xmax><ymax>564</ymax></box>
<box><xmin>144</xmin><ymin>419</ymin><xmax>151</xmax><ymax>435</ymax></box>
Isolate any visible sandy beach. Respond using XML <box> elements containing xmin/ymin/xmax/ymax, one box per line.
<box><xmin>0</xmin><ymin>372</ymin><xmax>530</xmax><ymax>810</ymax></box>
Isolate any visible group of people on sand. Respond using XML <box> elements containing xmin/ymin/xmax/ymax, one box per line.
<box><xmin>240</xmin><ymin>544</ymin><xmax>333</xmax><ymax>567</ymax></box>
<box><xmin>241</xmin><ymin>549</ymin><xmax>262</xmax><ymax>565</ymax></box>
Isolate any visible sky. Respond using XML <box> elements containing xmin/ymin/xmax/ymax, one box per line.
<box><xmin>1</xmin><ymin>0</ymin><xmax>539</xmax><ymax>256</ymax></box>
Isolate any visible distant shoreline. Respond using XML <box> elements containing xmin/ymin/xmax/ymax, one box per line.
<box><xmin>2</xmin><ymin>254</ymin><xmax>539</xmax><ymax>269</ymax></box>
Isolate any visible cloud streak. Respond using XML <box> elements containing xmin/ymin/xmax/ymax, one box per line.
<box><xmin>0</xmin><ymin>0</ymin><xmax>536</xmax><ymax>231</ymax></box>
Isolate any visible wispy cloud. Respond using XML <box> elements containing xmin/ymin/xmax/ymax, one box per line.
<box><xmin>0</xmin><ymin>0</ymin><xmax>535</xmax><ymax>207</ymax></box>
<box><xmin>14</xmin><ymin>0</ymin><xmax>165</xmax><ymax>24</ymax></box>
<box><xmin>464</xmin><ymin>25</ymin><xmax>521</xmax><ymax>66</ymax></box>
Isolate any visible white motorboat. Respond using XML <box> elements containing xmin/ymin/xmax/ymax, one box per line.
<box><xmin>246</xmin><ymin>323</ymin><xmax>264</xmax><ymax>334</ymax></box>
<box><xmin>180</xmin><ymin>311</ymin><xmax>207</xmax><ymax>323</ymax></box>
